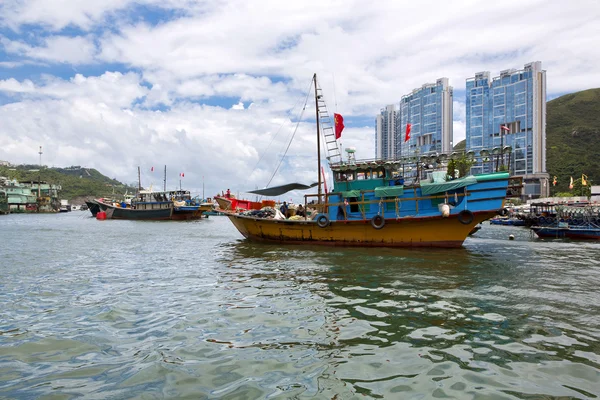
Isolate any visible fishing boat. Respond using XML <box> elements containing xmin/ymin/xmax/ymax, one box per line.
<box><xmin>489</xmin><ymin>216</ymin><xmax>526</xmax><ymax>226</ymax></box>
<box><xmin>96</xmin><ymin>189</ymin><xmax>213</xmax><ymax>221</ymax></box>
<box><xmin>85</xmin><ymin>200</ymin><xmax>101</xmax><ymax>217</ymax></box>
<box><xmin>223</xmin><ymin>74</ymin><xmax>512</xmax><ymax>248</ymax></box>
<box><xmin>214</xmin><ymin>190</ymin><xmax>263</xmax><ymax>212</ymax></box>
<box><xmin>531</xmin><ymin>205</ymin><xmax>600</xmax><ymax>240</ymax></box>
<box><xmin>531</xmin><ymin>222</ymin><xmax>600</xmax><ymax>240</ymax></box>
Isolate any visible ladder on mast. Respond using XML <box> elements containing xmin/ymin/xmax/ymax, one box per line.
<box><xmin>315</xmin><ymin>85</ymin><xmax>342</xmax><ymax>165</ymax></box>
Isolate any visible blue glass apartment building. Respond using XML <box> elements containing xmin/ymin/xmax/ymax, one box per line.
<box><xmin>466</xmin><ymin>61</ymin><xmax>549</xmax><ymax>198</ymax></box>
<box><xmin>399</xmin><ymin>78</ymin><xmax>453</xmax><ymax>158</ymax></box>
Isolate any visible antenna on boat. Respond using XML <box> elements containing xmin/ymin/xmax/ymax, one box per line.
<box><xmin>137</xmin><ymin>166</ymin><xmax>141</xmax><ymax>192</ymax></box>
<box><xmin>163</xmin><ymin>165</ymin><xmax>167</xmax><ymax>192</ymax></box>
<box><xmin>313</xmin><ymin>73</ymin><xmax>322</xmax><ymax>203</ymax></box>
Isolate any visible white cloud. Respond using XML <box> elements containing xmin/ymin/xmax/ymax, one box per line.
<box><xmin>1</xmin><ymin>35</ymin><xmax>98</xmax><ymax>64</ymax></box>
<box><xmin>1</xmin><ymin>0</ymin><xmax>600</xmax><ymax>199</ymax></box>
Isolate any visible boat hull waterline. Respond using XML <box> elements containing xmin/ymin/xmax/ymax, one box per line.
<box><xmin>96</xmin><ymin>200</ymin><xmax>211</xmax><ymax>221</ymax></box>
<box><xmin>225</xmin><ymin>211</ymin><xmax>497</xmax><ymax>248</ymax></box>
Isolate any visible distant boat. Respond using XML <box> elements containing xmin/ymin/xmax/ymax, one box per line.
<box><xmin>531</xmin><ymin>222</ymin><xmax>600</xmax><ymax>240</ymax></box>
<box><xmin>469</xmin><ymin>224</ymin><xmax>482</xmax><ymax>235</ymax></box>
<box><xmin>85</xmin><ymin>200</ymin><xmax>101</xmax><ymax>217</ymax></box>
<box><xmin>214</xmin><ymin>192</ymin><xmax>263</xmax><ymax>212</ymax></box>
<box><xmin>222</xmin><ymin>74</ymin><xmax>512</xmax><ymax>248</ymax></box>
<box><xmin>489</xmin><ymin>216</ymin><xmax>526</xmax><ymax>226</ymax></box>
<box><xmin>59</xmin><ymin>199</ymin><xmax>70</xmax><ymax>212</ymax></box>
<box><xmin>96</xmin><ymin>190</ymin><xmax>212</xmax><ymax>221</ymax></box>
<box><xmin>531</xmin><ymin>205</ymin><xmax>600</xmax><ymax>240</ymax></box>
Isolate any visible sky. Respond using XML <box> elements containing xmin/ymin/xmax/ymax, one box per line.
<box><xmin>1</xmin><ymin>0</ymin><xmax>599</xmax><ymax>202</ymax></box>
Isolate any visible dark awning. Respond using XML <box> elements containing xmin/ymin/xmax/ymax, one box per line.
<box><xmin>247</xmin><ymin>182</ymin><xmax>319</xmax><ymax>197</ymax></box>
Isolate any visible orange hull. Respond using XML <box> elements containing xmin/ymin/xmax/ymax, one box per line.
<box><xmin>225</xmin><ymin>211</ymin><xmax>496</xmax><ymax>248</ymax></box>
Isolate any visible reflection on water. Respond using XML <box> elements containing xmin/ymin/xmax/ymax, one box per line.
<box><xmin>1</xmin><ymin>213</ymin><xmax>599</xmax><ymax>398</ymax></box>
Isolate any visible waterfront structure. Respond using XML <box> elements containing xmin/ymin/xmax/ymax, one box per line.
<box><xmin>0</xmin><ymin>190</ymin><xmax>8</xmax><ymax>214</ymax></box>
<box><xmin>466</xmin><ymin>61</ymin><xmax>549</xmax><ymax>198</ymax></box>
<box><xmin>0</xmin><ymin>177</ymin><xmax>61</xmax><ymax>212</ymax></box>
<box><xmin>398</xmin><ymin>78</ymin><xmax>453</xmax><ymax>159</ymax></box>
<box><xmin>375</xmin><ymin>104</ymin><xmax>397</xmax><ymax>160</ymax></box>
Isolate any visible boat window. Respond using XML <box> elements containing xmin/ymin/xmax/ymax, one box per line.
<box><xmin>357</xmin><ymin>171</ymin><xmax>368</xmax><ymax>180</ymax></box>
<box><xmin>347</xmin><ymin>172</ymin><xmax>355</xmax><ymax>181</ymax></box>
<box><xmin>336</xmin><ymin>172</ymin><xmax>348</xmax><ymax>181</ymax></box>
<box><xmin>349</xmin><ymin>197</ymin><xmax>359</xmax><ymax>212</ymax></box>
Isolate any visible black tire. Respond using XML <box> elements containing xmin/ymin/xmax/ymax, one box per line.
<box><xmin>457</xmin><ymin>210</ymin><xmax>474</xmax><ymax>225</ymax></box>
<box><xmin>316</xmin><ymin>214</ymin><xmax>330</xmax><ymax>228</ymax></box>
<box><xmin>371</xmin><ymin>215</ymin><xmax>385</xmax><ymax>229</ymax></box>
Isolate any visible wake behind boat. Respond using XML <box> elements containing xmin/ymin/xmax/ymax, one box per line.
<box><xmin>223</xmin><ymin>74</ymin><xmax>512</xmax><ymax>248</ymax></box>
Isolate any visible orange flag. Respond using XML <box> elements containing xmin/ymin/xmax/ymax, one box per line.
<box><xmin>569</xmin><ymin>176</ymin><xmax>573</xmax><ymax>190</ymax></box>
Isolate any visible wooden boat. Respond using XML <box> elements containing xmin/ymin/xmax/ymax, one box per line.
<box><xmin>531</xmin><ymin>205</ymin><xmax>600</xmax><ymax>240</ymax></box>
<box><xmin>469</xmin><ymin>224</ymin><xmax>482</xmax><ymax>236</ymax></box>
<box><xmin>214</xmin><ymin>193</ymin><xmax>262</xmax><ymax>211</ymax></box>
<box><xmin>531</xmin><ymin>222</ymin><xmax>600</xmax><ymax>240</ymax></box>
<box><xmin>223</xmin><ymin>74</ymin><xmax>512</xmax><ymax>248</ymax></box>
<box><xmin>96</xmin><ymin>189</ymin><xmax>213</xmax><ymax>221</ymax></box>
<box><xmin>489</xmin><ymin>216</ymin><xmax>526</xmax><ymax>226</ymax></box>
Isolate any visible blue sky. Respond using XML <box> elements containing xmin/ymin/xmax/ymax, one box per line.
<box><xmin>1</xmin><ymin>0</ymin><xmax>599</xmax><ymax>200</ymax></box>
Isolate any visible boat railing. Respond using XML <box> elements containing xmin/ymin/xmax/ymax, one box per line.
<box><xmin>329</xmin><ymin>147</ymin><xmax>512</xmax><ymax>172</ymax></box>
<box><xmin>302</xmin><ymin>188</ymin><xmax>470</xmax><ymax>221</ymax></box>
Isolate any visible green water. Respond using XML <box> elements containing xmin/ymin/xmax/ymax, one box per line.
<box><xmin>1</xmin><ymin>212</ymin><xmax>599</xmax><ymax>398</ymax></box>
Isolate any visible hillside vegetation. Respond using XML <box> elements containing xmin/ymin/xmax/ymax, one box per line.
<box><xmin>546</xmin><ymin>88</ymin><xmax>600</xmax><ymax>193</ymax></box>
<box><xmin>0</xmin><ymin>165</ymin><xmax>136</xmax><ymax>200</ymax></box>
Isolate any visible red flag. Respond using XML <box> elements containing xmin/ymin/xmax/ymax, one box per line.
<box><xmin>501</xmin><ymin>125</ymin><xmax>510</xmax><ymax>132</ymax></box>
<box><xmin>180</xmin><ymin>172</ymin><xmax>184</xmax><ymax>178</ymax></box>
<box><xmin>151</xmin><ymin>166</ymin><xmax>154</xmax><ymax>172</ymax></box>
<box><xmin>334</xmin><ymin>113</ymin><xmax>344</xmax><ymax>139</ymax></box>
<box><xmin>404</xmin><ymin>123</ymin><xmax>411</xmax><ymax>142</ymax></box>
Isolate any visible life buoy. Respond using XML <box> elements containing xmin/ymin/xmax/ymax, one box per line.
<box><xmin>371</xmin><ymin>215</ymin><xmax>385</xmax><ymax>229</ymax></box>
<box><xmin>457</xmin><ymin>210</ymin><xmax>474</xmax><ymax>225</ymax></box>
<box><xmin>499</xmin><ymin>208</ymin><xmax>508</xmax><ymax>216</ymax></box>
<box><xmin>316</xmin><ymin>214</ymin><xmax>330</xmax><ymax>228</ymax></box>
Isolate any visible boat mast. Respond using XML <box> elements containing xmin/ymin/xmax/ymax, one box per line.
<box><xmin>163</xmin><ymin>165</ymin><xmax>166</xmax><ymax>192</ymax></box>
<box><xmin>313</xmin><ymin>73</ymin><xmax>322</xmax><ymax>203</ymax></box>
<box><xmin>137</xmin><ymin>166</ymin><xmax>141</xmax><ymax>192</ymax></box>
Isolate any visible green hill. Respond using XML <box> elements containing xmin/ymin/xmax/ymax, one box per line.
<box><xmin>0</xmin><ymin>165</ymin><xmax>137</xmax><ymax>201</ymax></box>
<box><xmin>546</xmin><ymin>88</ymin><xmax>600</xmax><ymax>193</ymax></box>
<box><xmin>453</xmin><ymin>139</ymin><xmax>466</xmax><ymax>151</ymax></box>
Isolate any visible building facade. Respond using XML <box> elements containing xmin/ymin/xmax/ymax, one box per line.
<box><xmin>398</xmin><ymin>78</ymin><xmax>453</xmax><ymax>159</ymax></box>
<box><xmin>375</xmin><ymin>104</ymin><xmax>397</xmax><ymax>160</ymax></box>
<box><xmin>466</xmin><ymin>61</ymin><xmax>549</xmax><ymax>198</ymax></box>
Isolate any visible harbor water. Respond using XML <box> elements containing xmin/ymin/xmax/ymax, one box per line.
<box><xmin>1</xmin><ymin>212</ymin><xmax>599</xmax><ymax>399</ymax></box>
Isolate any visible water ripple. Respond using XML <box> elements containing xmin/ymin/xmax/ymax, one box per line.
<box><xmin>1</xmin><ymin>214</ymin><xmax>599</xmax><ymax>398</ymax></box>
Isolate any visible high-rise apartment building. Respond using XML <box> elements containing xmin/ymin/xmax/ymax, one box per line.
<box><xmin>466</xmin><ymin>61</ymin><xmax>549</xmax><ymax>198</ymax></box>
<box><xmin>375</xmin><ymin>104</ymin><xmax>397</xmax><ymax>160</ymax></box>
<box><xmin>398</xmin><ymin>78</ymin><xmax>453</xmax><ymax>158</ymax></box>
